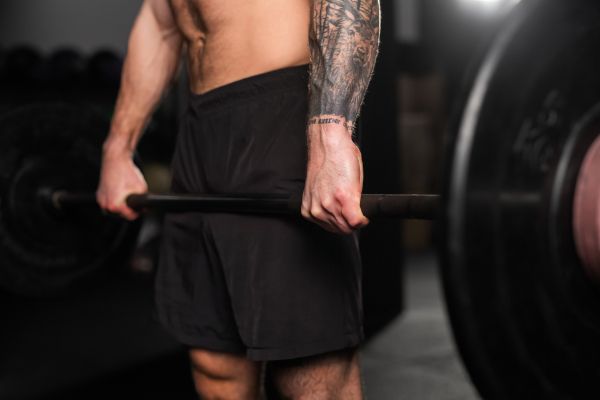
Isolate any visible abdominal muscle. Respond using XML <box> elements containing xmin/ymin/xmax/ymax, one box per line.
<box><xmin>170</xmin><ymin>0</ymin><xmax>312</xmax><ymax>95</ymax></box>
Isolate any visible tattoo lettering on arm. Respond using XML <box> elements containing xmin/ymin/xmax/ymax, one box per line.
<box><xmin>308</xmin><ymin>0</ymin><xmax>380</xmax><ymax>130</ymax></box>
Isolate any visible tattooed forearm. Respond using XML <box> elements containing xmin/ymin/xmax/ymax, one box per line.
<box><xmin>308</xmin><ymin>0</ymin><xmax>380</xmax><ymax>129</ymax></box>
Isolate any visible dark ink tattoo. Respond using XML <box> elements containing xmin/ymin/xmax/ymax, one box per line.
<box><xmin>308</xmin><ymin>118</ymin><xmax>352</xmax><ymax>131</ymax></box>
<box><xmin>308</xmin><ymin>0</ymin><xmax>380</xmax><ymax>127</ymax></box>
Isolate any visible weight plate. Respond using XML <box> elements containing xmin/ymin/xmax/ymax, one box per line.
<box><xmin>442</xmin><ymin>0</ymin><xmax>600</xmax><ymax>398</ymax></box>
<box><xmin>0</xmin><ymin>104</ymin><xmax>141</xmax><ymax>297</ymax></box>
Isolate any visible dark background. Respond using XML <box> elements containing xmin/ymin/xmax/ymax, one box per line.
<box><xmin>0</xmin><ymin>0</ymin><xmax>518</xmax><ymax>398</ymax></box>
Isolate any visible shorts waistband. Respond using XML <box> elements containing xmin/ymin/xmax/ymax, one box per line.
<box><xmin>189</xmin><ymin>64</ymin><xmax>310</xmax><ymax>115</ymax></box>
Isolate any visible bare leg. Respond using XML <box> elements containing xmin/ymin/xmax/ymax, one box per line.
<box><xmin>189</xmin><ymin>348</ymin><xmax>263</xmax><ymax>400</ymax></box>
<box><xmin>270</xmin><ymin>346</ymin><xmax>363</xmax><ymax>400</ymax></box>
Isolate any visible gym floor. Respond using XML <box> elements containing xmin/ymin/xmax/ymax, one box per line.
<box><xmin>361</xmin><ymin>251</ymin><xmax>479</xmax><ymax>400</ymax></box>
<box><xmin>0</xmin><ymin>250</ymin><xmax>480</xmax><ymax>400</ymax></box>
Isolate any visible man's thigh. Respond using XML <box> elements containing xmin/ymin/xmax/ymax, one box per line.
<box><xmin>270</xmin><ymin>346</ymin><xmax>363</xmax><ymax>400</ymax></box>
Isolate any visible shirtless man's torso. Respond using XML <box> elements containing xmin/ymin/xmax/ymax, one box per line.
<box><xmin>170</xmin><ymin>0</ymin><xmax>311</xmax><ymax>94</ymax></box>
<box><xmin>97</xmin><ymin>0</ymin><xmax>379</xmax><ymax>398</ymax></box>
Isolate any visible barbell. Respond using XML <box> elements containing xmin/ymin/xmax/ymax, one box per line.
<box><xmin>52</xmin><ymin>192</ymin><xmax>441</xmax><ymax>219</ymax></box>
<box><xmin>0</xmin><ymin>103</ymin><xmax>442</xmax><ymax>299</ymax></box>
<box><xmin>1</xmin><ymin>0</ymin><xmax>600</xmax><ymax>398</ymax></box>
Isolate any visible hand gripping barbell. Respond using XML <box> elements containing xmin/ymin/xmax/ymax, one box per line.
<box><xmin>0</xmin><ymin>102</ymin><xmax>443</xmax><ymax>299</ymax></box>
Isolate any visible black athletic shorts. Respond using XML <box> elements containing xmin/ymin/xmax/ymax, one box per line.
<box><xmin>155</xmin><ymin>65</ymin><xmax>363</xmax><ymax>361</ymax></box>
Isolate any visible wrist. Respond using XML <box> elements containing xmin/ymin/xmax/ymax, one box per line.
<box><xmin>307</xmin><ymin>115</ymin><xmax>355</xmax><ymax>150</ymax></box>
<box><xmin>102</xmin><ymin>134</ymin><xmax>135</xmax><ymax>161</ymax></box>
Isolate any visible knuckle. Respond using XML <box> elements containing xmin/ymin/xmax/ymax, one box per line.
<box><xmin>334</xmin><ymin>189</ymin><xmax>350</xmax><ymax>203</ymax></box>
<box><xmin>343</xmin><ymin>211</ymin><xmax>363</xmax><ymax>228</ymax></box>
<box><xmin>301</xmin><ymin>208</ymin><xmax>313</xmax><ymax>220</ymax></box>
<box><xmin>348</xmin><ymin>219</ymin><xmax>362</xmax><ymax>229</ymax></box>
<box><xmin>301</xmin><ymin>208</ymin><xmax>309</xmax><ymax>219</ymax></box>
<box><xmin>321</xmin><ymin>197</ymin><xmax>334</xmax><ymax>210</ymax></box>
<box><xmin>311</xmin><ymin>207</ymin><xmax>325</xmax><ymax>220</ymax></box>
<box><xmin>301</xmin><ymin>199</ymin><xmax>312</xmax><ymax>216</ymax></box>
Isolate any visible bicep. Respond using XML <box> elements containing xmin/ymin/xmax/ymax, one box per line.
<box><xmin>146</xmin><ymin>0</ymin><xmax>179</xmax><ymax>33</ymax></box>
<box><xmin>129</xmin><ymin>0</ymin><xmax>183</xmax><ymax>56</ymax></box>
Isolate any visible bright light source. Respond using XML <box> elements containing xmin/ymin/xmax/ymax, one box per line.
<box><xmin>457</xmin><ymin>0</ymin><xmax>521</xmax><ymax>17</ymax></box>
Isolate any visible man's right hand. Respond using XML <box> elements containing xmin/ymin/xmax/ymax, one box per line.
<box><xmin>302</xmin><ymin>121</ymin><xmax>369</xmax><ymax>234</ymax></box>
<box><xmin>96</xmin><ymin>141</ymin><xmax>148</xmax><ymax>221</ymax></box>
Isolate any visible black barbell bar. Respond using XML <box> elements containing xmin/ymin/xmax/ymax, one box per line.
<box><xmin>51</xmin><ymin>191</ymin><xmax>440</xmax><ymax>220</ymax></box>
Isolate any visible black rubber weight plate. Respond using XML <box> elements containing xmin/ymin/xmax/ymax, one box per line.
<box><xmin>0</xmin><ymin>104</ymin><xmax>141</xmax><ymax>297</ymax></box>
<box><xmin>442</xmin><ymin>0</ymin><xmax>600</xmax><ymax>398</ymax></box>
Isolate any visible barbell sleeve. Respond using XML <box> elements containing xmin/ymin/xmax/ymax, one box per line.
<box><xmin>52</xmin><ymin>191</ymin><xmax>440</xmax><ymax>220</ymax></box>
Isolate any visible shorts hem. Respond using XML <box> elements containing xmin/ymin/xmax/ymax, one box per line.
<box><xmin>246</xmin><ymin>331</ymin><xmax>364</xmax><ymax>361</ymax></box>
<box><xmin>167</xmin><ymin>329</ymin><xmax>247</xmax><ymax>355</ymax></box>
<box><xmin>156</xmin><ymin>308</ymin><xmax>247</xmax><ymax>354</ymax></box>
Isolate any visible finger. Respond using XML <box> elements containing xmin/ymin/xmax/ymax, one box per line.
<box><xmin>340</xmin><ymin>196</ymin><xmax>369</xmax><ymax>230</ymax></box>
<box><xmin>341</xmin><ymin>206</ymin><xmax>369</xmax><ymax>230</ymax></box>
<box><xmin>310</xmin><ymin>202</ymin><xmax>344</xmax><ymax>234</ymax></box>
<box><xmin>303</xmin><ymin>205</ymin><xmax>336</xmax><ymax>232</ymax></box>
<box><xmin>122</xmin><ymin>211</ymin><xmax>140</xmax><ymax>221</ymax></box>
<box><xmin>323</xmin><ymin>200</ymin><xmax>354</xmax><ymax>234</ymax></box>
<box><xmin>333</xmin><ymin>213</ymin><xmax>356</xmax><ymax>234</ymax></box>
<box><xmin>302</xmin><ymin>189</ymin><xmax>346</xmax><ymax>234</ymax></box>
<box><xmin>121</xmin><ymin>200</ymin><xmax>145</xmax><ymax>220</ymax></box>
<box><xmin>302</xmin><ymin>197</ymin><xmax>338</xmax><ymax>233</ymax></box>
<box><xmin>96</xmin><ymin>191</ymin><xmax>106</xmax><ymax>209</ymax></box>
<box><xmin>301</xmin><ymin>192</ymin><xmax>312</xmax><ymax>220</ymax></box>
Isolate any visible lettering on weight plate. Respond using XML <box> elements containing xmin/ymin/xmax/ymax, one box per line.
<box><xmin>512</xmin><ymin>90</ymin><xmax>564</xmax><ymax>173</ymax></box>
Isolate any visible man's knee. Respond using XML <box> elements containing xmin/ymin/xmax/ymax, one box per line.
<box><xmin>269</xmin><ymin>347</ymin><xmax>362</xmax><ymax>400</ymax></box>
<box><xmin>189</xmin><ymin>348</ymin><xmax>261</xmax><ymax>400</ymax></box>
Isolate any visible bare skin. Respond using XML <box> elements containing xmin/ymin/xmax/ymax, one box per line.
<box><xmin>303</xmin><ymin>0</ymin><xmax>379</xmax><ymax>234</ymax></box>
<box><xmin>189</xmin><ymin>349</ymin><xmax>264</xmax><ymax>400</ymax></box>
<box><xmin>270</xmin><ymin>347</ymin><xmax>362</xmax><ymax>399</ymax></box>
<box><xmin>189</xmin><ymin>347</ymin><xmax>361</xmax><ymax>400</ymax></box>
<box><xmin>96</xmin><ymin>0</ymin><xmax>379</xmax><ymax>398</ymax></box>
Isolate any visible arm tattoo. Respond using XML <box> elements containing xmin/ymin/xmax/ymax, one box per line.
<box><xmin>308</xmin><ymin>0</ymin><xmax>380</xmax><ymax>130</ymax></box>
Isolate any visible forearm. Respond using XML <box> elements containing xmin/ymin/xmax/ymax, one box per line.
<box><xmin>302</xmin><ymin>0</ymin><xmax>378</xmax><ymax>232</ymax></box>
<box><xmin>308</xmin><ymin>0</ymin><xmax>380</xmax><ymax>138</ymax></box>
<box><xmin>105</xmin><ymin>0</ymin><xmax>183</xmax><ymax>158</ymax></box>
